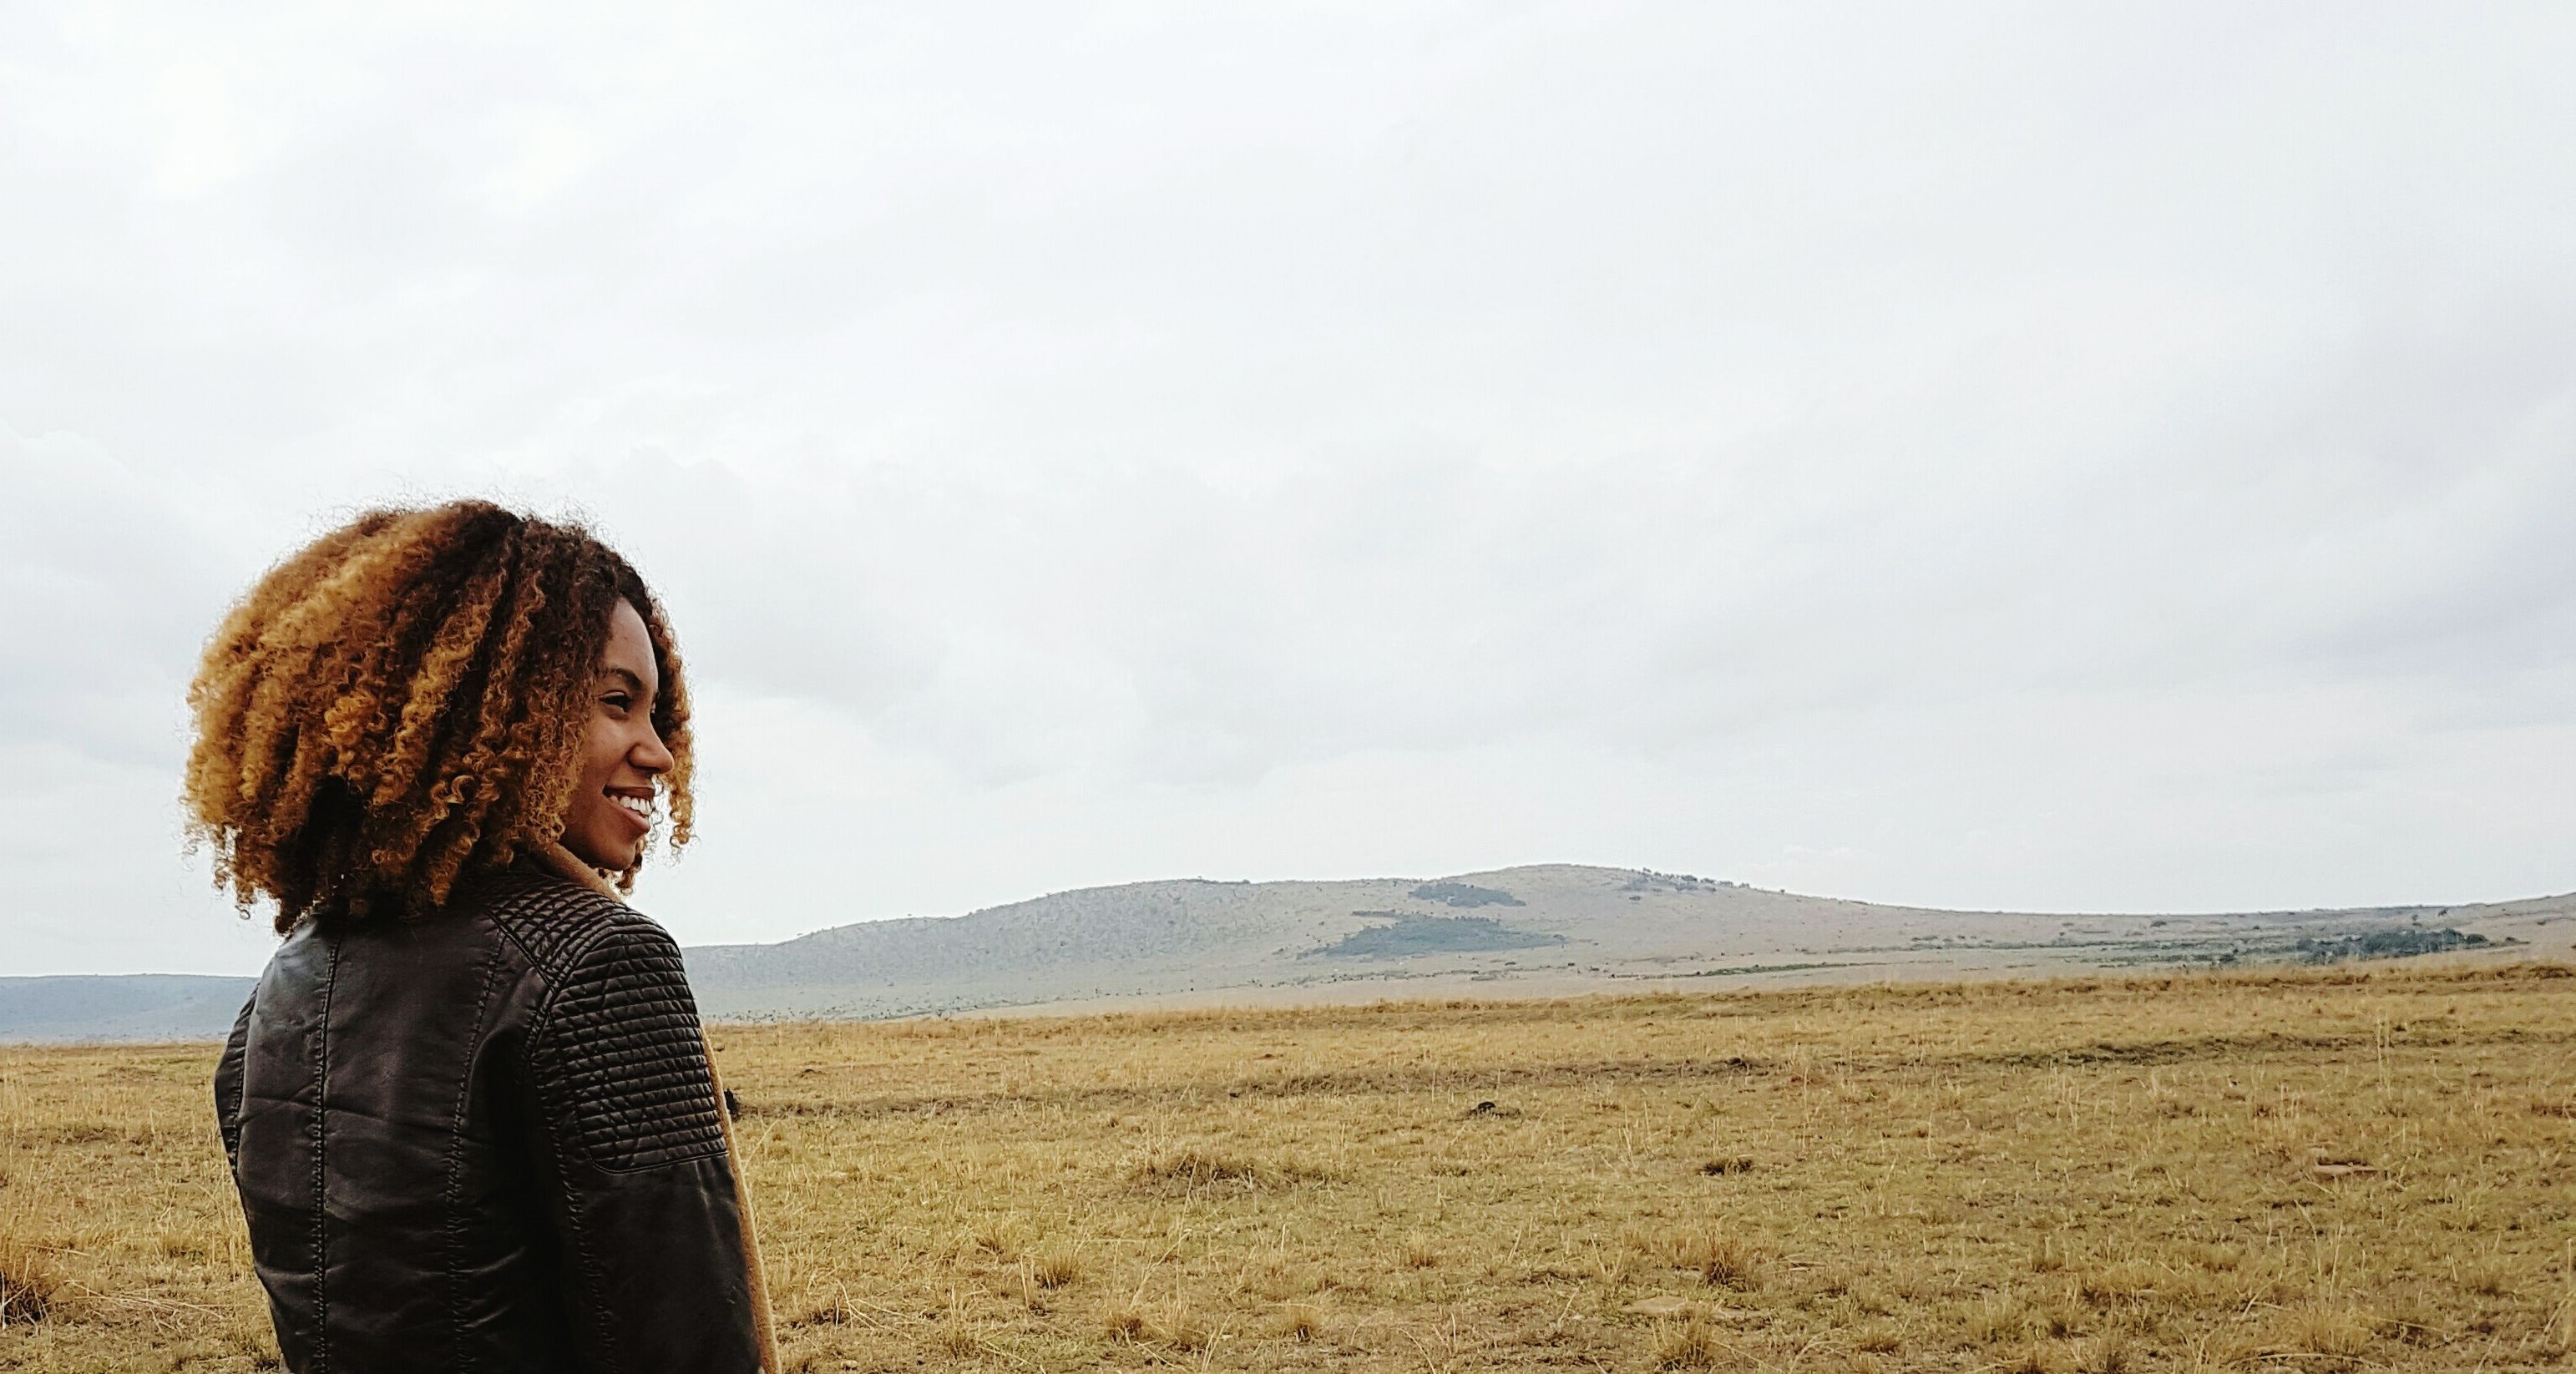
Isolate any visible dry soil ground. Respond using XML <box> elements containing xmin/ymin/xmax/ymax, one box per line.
<box><xmin>4</xmin><ymin>962</ymin><xmax>2574</xmax><ymax>1372</ymax></box>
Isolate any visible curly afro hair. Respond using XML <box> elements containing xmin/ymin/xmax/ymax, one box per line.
<box><xmin>183</xmin><ymin>501</ymin><xmax>694</xmax><ymax>932</ymax></box>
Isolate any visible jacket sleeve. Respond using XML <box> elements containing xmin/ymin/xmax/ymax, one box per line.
<box><xmin>213</xmin><ymin>993</ymin><xmax>254</xmax><ymax>1170</ymax></box>
<box><xmin>521</xmin><ymin>917</ymin><xmax>762</xmax><ymax>1374</ymax></box>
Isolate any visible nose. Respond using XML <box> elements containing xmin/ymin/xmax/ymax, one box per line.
<box><xmin>629</xmin><ymin>726</ymin><xmax>676</xmax><ymax>775</ymax></box>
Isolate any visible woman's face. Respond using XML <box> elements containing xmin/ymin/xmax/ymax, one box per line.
<box><xmin>557</xmin><ymin>599</ymin><xmax>676</xmax><ymax>872</ymax></box>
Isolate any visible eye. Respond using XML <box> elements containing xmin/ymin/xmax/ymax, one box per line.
<box><xmin>602</xmin><ymin>691</ymin><xmax>634</xmax><ymax>714</ymax></box>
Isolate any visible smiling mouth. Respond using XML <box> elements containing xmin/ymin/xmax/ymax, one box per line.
<box><xmin>610</xmin><ymin>792</ymin><xmax>655</xmax><ymax>826</ymax></box>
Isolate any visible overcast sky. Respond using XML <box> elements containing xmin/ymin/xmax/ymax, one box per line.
<box><xmin>5</xmin><ymin>3</ymin><xmax>2573</xmax><ymax>977</ymax></box>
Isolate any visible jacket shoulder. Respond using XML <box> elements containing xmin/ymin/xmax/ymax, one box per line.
<box><xmin>476</xmin><ymin>870</ymin><xmax>726</xmax><ymax>1173</ymax></box>
<box><xmin>468</xmin><ymin>866</ymin><xmax>649</xmax><ymax>978</ymax></box>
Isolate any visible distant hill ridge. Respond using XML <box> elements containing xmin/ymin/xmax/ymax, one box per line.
<box><xmin>10</xmin><ymin>864</ymin><xmax>2569</xmax><ymax>1040</ymax></box>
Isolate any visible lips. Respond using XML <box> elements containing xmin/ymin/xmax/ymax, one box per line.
<box><xmin>607</xmin><ymin>790</ymin><xmax>655</xmax><ymax>831</ymax></box>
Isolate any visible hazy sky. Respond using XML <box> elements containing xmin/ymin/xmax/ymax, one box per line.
<box><xmin>6</xmin><ymin>4</ymin><xmax>2573</xmax><ymax>977</ymax></box>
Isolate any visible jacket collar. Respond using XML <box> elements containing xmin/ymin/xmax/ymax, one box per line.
<box><xmin>534</xmin><ymin>843</ymin><xmax>627</xmax><ymax>906</ymax></box>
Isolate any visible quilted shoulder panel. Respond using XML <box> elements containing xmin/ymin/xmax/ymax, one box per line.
<box><xmin>478</xmin><ymin>867</ymin><xmax>622</xmax><ymax>977</ymax></box>
<box><xmin>527</xmin><ymin>912</ymin><xmax>727</xmax><ymax>1173</ymax></box>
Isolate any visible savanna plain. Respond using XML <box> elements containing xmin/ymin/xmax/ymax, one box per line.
<box><xmin>5</xmin><ymin>963</ymin><xmax>2574</xmax><ymax>1372</ymax></box>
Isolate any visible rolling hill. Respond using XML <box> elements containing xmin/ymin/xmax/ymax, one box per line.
<box><xmin>677</xmin><ymin>863</ymin><xmax>2572</xmax><ymax>1018</ymax></box>
<box><xmin>10</xmin><ymin>865</ymin><xmax>2568</xmax><ymax>1040</ymax></box>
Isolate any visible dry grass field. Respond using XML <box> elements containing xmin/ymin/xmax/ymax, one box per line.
<box><xmin>5</xmin><ymin>962</ymin><xmax>2575</xmax><ymax>1372</ymax></box>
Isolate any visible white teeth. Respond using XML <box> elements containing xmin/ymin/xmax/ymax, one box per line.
<box><xmin>612</xmin><ymin>795</ymin><xmax>655</xmax><ymax>821</ymax></box>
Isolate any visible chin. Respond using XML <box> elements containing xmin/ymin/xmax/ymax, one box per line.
<box><xmin>564</xmin><ymin>835</ymin><xmax>640</xmax><ymax>873</ymax></box>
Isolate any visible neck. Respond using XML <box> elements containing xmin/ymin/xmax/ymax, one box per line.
<box><xmin>535</xmin><ymin>843</ymin><xmax>627</xmax><ymax>905</ymax></box>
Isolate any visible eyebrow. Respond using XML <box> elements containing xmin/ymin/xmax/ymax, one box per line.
<box><xmin>601</xmin><ymin>667</ymin><xmax>653</xmax><ymax>698</ymax></box>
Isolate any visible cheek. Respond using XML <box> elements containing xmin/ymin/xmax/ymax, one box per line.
<box><xmin>580</xmin><ymin>717</ymin><xmax>625</xmax><ymax>777</ymax></box>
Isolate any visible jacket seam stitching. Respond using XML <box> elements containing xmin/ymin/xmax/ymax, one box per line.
<box><xmin>438</xmin><ymin>932</ymin><xmax>508</xmax><ymax>1372</ymax></box>
<box><xmin>218</xmin><ymin>994</ymin><xmax>253</xmax><ymax>1170</ymax></box>
<box><xmin>310</xmin><ymin>931</ymin><xmax>340</xmax><ymax>1373</ymax></box>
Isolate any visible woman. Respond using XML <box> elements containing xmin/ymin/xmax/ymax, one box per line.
<box><xmin>190</xmin><ymin>502</ymin><xmax>777</xmax><ymax>1372</ymax></box>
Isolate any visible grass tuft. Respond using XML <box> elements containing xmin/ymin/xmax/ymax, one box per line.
<box><xmin>2075</xmin><ymin>1261</ymin><xmax>2158</xmax><ymax>1307</ymax></box>
<box><xmin>1145</xmin><ymin>1300</ymin><xmax>1212</xmax><ymax>1351</ymax></box>
<box><xmin>1656</xmin><ymin>1230</ymin><xmax>1769</xmax><ymax>1291</ymax></box>
<box><xmin>1101</xmin><ymin>1302</ymin><xmax>1146</xmax><ymax>1341</ymax></box>
<box><xmin>1273</xmin><ymin>1301</ymin><xmax>1325</xmax><ymax>1342</ymax></box>
<box><xmin>1125</xmin><ymin>1146</ymin><xmax>1325</xmax><ymax>1195</ymax></box>
<box><xmin>1967</xmin><ymin>1292</ymin><xmax>2029</xmax><ymax>1344</ymax></box>
<box><xmin>2081</xmin><ymin>1330</ymin><xmax>2132</xmax><ymax>1374</ymax></box>
<box><xmin>1026</xmin><ymin>1245</ymin><xmax>1080</xmax><ymax>1291</ymax></box>
<box><xmin>0</xmin><ymin>1246</ymin><xmax>58</xmax><ymax>1326</ymax></box>
<box><xmin>2281</xmin><ymin>1306</ymin><xmax>2375</xmax><ymax>1370</ymax></box>
<box><xmin>938</xmin><ymin>1291</ymin><xmax>980</xmax><ymax>1357</ymax></box>
<box><xmin>1648</xmin><ymin>1316</ymin><xmax>1729</xmax><ymax>1368</ymax></box>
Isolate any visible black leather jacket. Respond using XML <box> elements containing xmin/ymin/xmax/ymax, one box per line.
<box><xmin>214</xmin><ymin>865</ymin><xmax>762</xmax><ymax>1373</ymax></box>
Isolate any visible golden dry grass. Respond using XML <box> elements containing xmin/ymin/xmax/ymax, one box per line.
<box><xmin>5</xmin><ymin>962</ymin><xmax>2576</xmax><ymax>1371</ymax></box>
